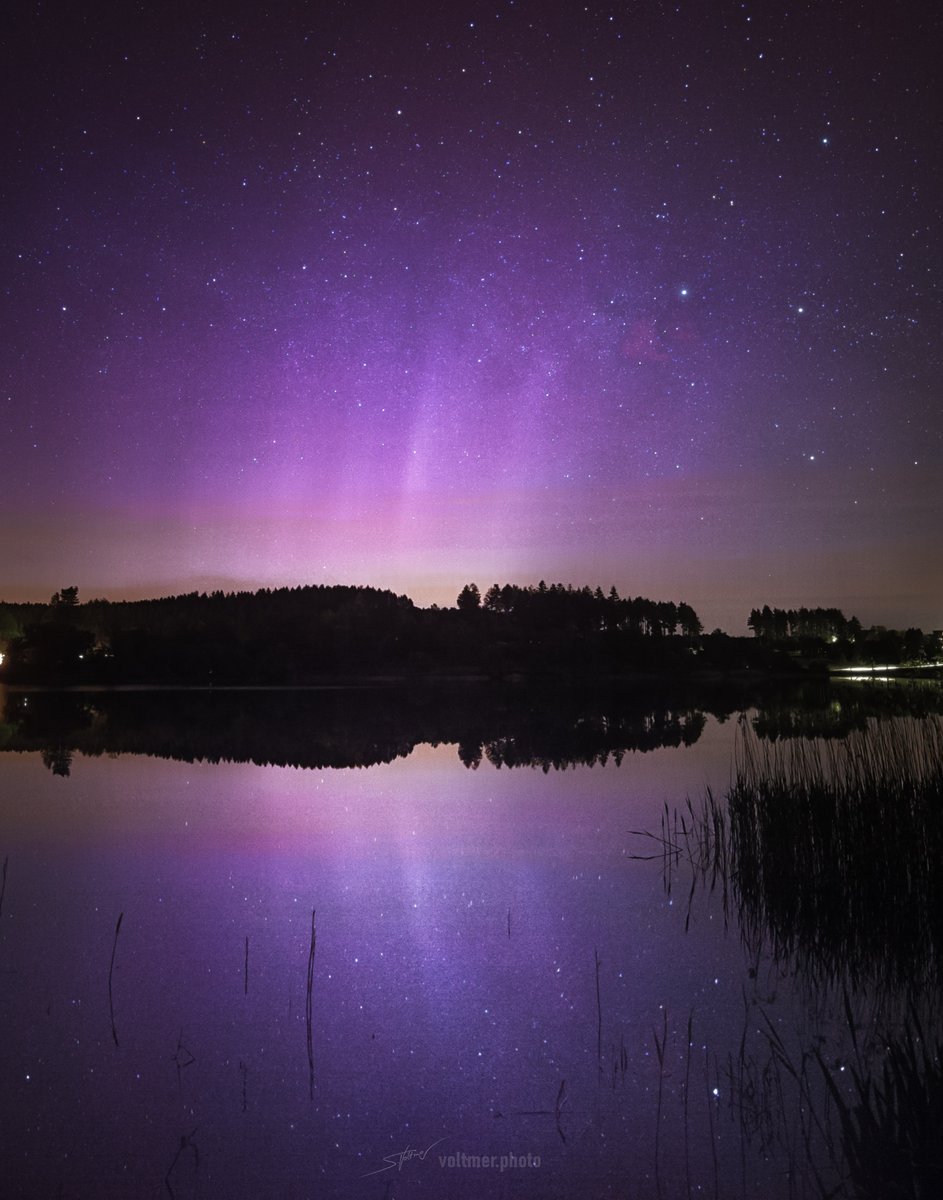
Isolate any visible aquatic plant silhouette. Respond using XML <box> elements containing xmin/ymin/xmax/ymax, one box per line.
<box><xmin>638</xmin><ymin>716</ymin><xmax>943</xmax><ymax>990</ymax></box>
<box><xmin>306</xmin><ymin>908</ymin><xmax>316</xmax><ymax>1100</ymax></box>
<box><xmin>108</xmin><ymin>912</ymin><xmax>123</xmax><ymax>1047</ymax></box>
<box><xmin>632</xmin><ymin>715</ymin><xmax>943</xmax><ymax>1196</ymax></box>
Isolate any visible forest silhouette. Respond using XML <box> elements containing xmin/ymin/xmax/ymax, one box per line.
<box><xmin>0</xmin><ymin>582</ymin><xmax>711</xmax><ymax>685</ymax></box>
<box><xmin>0</xmin><ymin>585</ymin><xmax>938</xmax><ymax>687</ymax></box>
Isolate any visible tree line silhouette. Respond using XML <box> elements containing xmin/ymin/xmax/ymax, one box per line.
<box><xmin>747</xmin><ymin>604</ymin><xmax>942</xmax><ymax>665</ymax></box>
<box><xmin>463</xmin><ymin>581</ymin><xmax>703</xmax><ymax>638</ymax></box>
<box><xmin>0</xmin><ymin>582</ymin><xmax>708</xmax><ymax>686</ymax></box>
<box><xmin>748</xmin><ymin>605</ymin><xmax>860</xmax><ymax>641</ymax></box>
<box><xmin>1</xmin><ymin>586</ymin><xmax>938</xmax><ymax>686</ymax></box>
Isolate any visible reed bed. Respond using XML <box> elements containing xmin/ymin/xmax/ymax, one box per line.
<box><xmin>820</xmin><ymin>1015</ymin><xmax>943</xmax><ymax>1199</ymax></box>
<box><xmin>632</xmin><ymin>715</ymin><xmax>943</xmax><ymax>1196</ymax></box>
<box><xmin>726</xmin><ymin>716</ymin><xmax>943</xmax><ymax>988</ymax></box>
<box><xmin>638</xmin><ymin>716</ymin><xmax>943</xmax><ymax>989</ymax></box>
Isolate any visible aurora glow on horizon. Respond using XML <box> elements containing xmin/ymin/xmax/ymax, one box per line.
<box><xmin>2</xmin><ymin>2</ymin><xmax>940</xmax><ymax>631</ymax></box>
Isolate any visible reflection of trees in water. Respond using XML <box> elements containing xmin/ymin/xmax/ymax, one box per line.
<box><xmin>2</xmin><ymin>685</ymin><xmax>714</xmax><ymax>773</ymax></box>
<box><xmin>466</xmin><ymin>710</ymin><xmax>705</xmax><ymax>771</ymax></box>
<box><xmin>752</xmin><ymin>704</ymin><xmax>868</xmax><ymax>741</ymax></box>
<box><xmin>40</xmin><ymin>746</ymin><xmax>73</xmax><ymax>776</ymax></box>
<box><xmin>752</xmin><ymin>678</ymin><xmax>943</xmax><ymax>742</ymax></box>
<box><xmin>6</xmin><ymin>677</ymin><xmax>943</xmax><ymax>775</ymax></box>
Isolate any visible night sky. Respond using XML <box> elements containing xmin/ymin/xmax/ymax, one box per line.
<box><xmin>3</xmin><ymin>1</ymin><xmax>940</xmax><ymax>630</ymax></box>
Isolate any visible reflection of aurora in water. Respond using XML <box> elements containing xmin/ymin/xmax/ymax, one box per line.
<box><xmin>0</xmin><ymin>719</ymin><xmax>770</xmax><ymax>1198</ymax></box>
<box><xmin>1</xmin><ymin>694</ymin><xmax>941</xmax><ymax>1196</ymax></box>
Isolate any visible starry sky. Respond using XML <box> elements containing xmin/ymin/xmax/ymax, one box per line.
<box><xmin>2</xmin><ymin>1</ymin><xmax>940</xmax><ymax>630</ymax></box>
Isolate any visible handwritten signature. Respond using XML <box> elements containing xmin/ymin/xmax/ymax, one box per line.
<box><xmin>361</xmin><ymin>1137</ymin><xmax>446</xmax><ymax>1177</ymax></box>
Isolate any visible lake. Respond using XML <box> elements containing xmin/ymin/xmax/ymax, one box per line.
<box><xmin>1</xmin><ymin>682</ymin><xmax>940</xmax><ymax>1198</ymax></box>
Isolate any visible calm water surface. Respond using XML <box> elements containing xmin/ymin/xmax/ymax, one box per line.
<box><xmin>0</xmin><ymin>696</ymin><xmax>935</xmax><ymax>1198</ymax></box>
